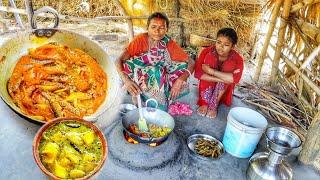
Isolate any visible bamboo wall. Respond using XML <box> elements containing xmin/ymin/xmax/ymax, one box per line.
<box><xmin>253</xmin><ymin>0</ymin><xmax>320</xmax><ymax>168</ymax></box>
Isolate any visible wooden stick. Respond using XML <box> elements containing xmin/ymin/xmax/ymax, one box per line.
<box><xmin>253</xmin><ymin>0</ymin><xmax>283</xmax><ymax>82</ymax></box>
<box><xmin>244</xmin><ymin>99</ymin><xmax>307</xmax><ymax>131</ymax></box>
<box><xmin>279</xmin><ymin>71</ymin><xmax>314</xmax><ymax>113</ymax></box>
<box><xmin>270</xmin><ymin>0</ymin><xmax>293</xmax><ymax>86</ymax></box>
<box><xmin>259</xmin><ymin>90</ymin><xmax>295</xmax><ymax>119</ymax></box>
<box><xmin>244</xmin><ymin>99</ymin><xmax>292</xmax><ymax>121</ymax></box>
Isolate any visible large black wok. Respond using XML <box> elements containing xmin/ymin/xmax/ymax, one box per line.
<box><xmin>122</xmin><ymin>106</ymin><xmax>175</xmax><ymax>144</ymax></box>
<box><xmin>0</xmin><ymin>6</ymin><xmax>120</xmax><ymax>123</ymax></box>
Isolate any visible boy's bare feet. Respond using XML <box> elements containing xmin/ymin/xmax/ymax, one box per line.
<box><xmin>197</xmin><ymin>105</ymin><xmax>208</xmax><ymax>117</ymax></box>
<box><xmin>206</xmin><ymin>109</ymin><xmax>217</xmax><ymax>119</ymax></box>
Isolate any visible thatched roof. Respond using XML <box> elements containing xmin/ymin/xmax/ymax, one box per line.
<box><xmin>3</xmin><ymin>0</ymin><xmax>264</xmax><ymax>58</ymax></box>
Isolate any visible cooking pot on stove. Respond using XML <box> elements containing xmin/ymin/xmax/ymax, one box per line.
<box><xmin>122</xmin><ymin>99</ymin><xmax>175</xmax><ymax>144</ymax></box>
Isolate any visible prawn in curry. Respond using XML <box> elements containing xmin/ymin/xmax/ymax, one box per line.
<box><xmin>7</xmin><ymin>43</ymin><xmax>107</xmax><ymax>121</ymax></box>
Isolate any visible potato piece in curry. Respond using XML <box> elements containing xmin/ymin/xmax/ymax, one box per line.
<box><xmin>39</xmin><ymin>121</ymin><xmax>103</xmax><ymax>179</ymax></box>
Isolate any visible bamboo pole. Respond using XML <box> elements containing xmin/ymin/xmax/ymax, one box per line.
<box><xmin>24</xmin><ymin>0</ymin><xmax>33</xmax><ymax>29</ymax></box>
<box><xmin>294</xmin><ymin>18</ymin><xmax>320</xmax><ymax>44</ymax></box>
<box><xmin>0</xmin><ymin>0</ymin><xmax>4</xmax><ymax>18</ymax></box>
<box><xmin>299</xmin><ymin>44</ymin><xmax>320</xmax><ymax>70</ymax></box>
<box><xmin>268</xmin><ymin>44</ymin><xmax>316</xmax><ymax>110</ymax></box>
<box><xmin>296</xmin><ymin>73</ymin><xmax>303</xmax><ymax>99</ymax></box>
<box><xmin>250</xmin><ymin>34</ymin><xmax>259</xmax><ymax>61</ymax></box>
<box><xmin>299</xmin><ymin>111</ymin><xmax>320</xmax><ymax>168</ymax></box>
<box><xmin>282</xmin><ymin>54</ymin><xmax>320</xmax><ymax>96</ymax></box>
<box><xmin>291</xmin><ymin>0</ymin><xmax>320</xmax><ymax>13</ymax></box>
<box><xmin>0</xmin><ymin>0</ymin><xmax>9</xmax><ymax>32</ymax></box>
<box><xmin>9</xmin><ymin>0</ymin><xmax>25</xmax><ymax>29</ymax></box>
<box><xmin>282</xmin><ymin>44</ymin><xmax>320</xmax><ymax>82</ymax></box>
<box><xmin>113</xmin><ymin>0</ymin><xmax>134</xmax><ymax>41</ymax></box>
<box><xmin>253</xmin><ymin>0</ymin><xmax>283</xmax><ymax>82</ymax></box>
<box><xmin>270</xmin><ymin>0</ymin><xmax>293</xmax><ymax>86</ymax></box>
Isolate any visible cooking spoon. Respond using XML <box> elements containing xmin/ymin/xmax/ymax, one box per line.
<box><xmin>134</xmin><ymin>71</ymin><xmax>149</xmax><ymax>132</ymax></box>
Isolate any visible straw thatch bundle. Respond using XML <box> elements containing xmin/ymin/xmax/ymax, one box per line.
<box><xmin>2</xmin><ymin>0</ymin><xmax>263</xmax><ymax>57</ymax></box>
<box><xmin>153</xmin><ymin>0</ymin><xmax>264</xmax><ymax>58</ymax></box>
<box><xmin>3</xmin><ymin>0</ymin><xmax>121</xmax><ymax>17</ymax></box>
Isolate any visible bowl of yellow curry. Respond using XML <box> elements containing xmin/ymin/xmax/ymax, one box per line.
<box><xmin>33</xmin><ymin>118</ymin><xmax>107</xmax><ymax>179</ymax></box>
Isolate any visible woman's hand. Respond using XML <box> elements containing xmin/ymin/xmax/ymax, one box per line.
<box><xmin>170</xmin><ymin>78</ymin><xmax>184</xmax><ymax>100</ymax></box>
<box><xmin>123</xmin><ymin>78</ymin><xmax>141</xmax><ymax>96</ymax></box>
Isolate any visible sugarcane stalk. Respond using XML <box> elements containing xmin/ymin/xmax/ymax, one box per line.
<box><xmin>253</xmin><ymin>0</ymin><xmax>283</xmax><ymax>81</ymax></box>
<box><xmin>270</xmin><ymin>0</ymin><xmax>293</xmax><ymax>86</ymax></box>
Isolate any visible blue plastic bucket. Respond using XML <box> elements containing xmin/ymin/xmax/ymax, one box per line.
<box><xmin>222</xmin><ymin>107</ymin><xmax>268</xmax><ymax>158</ymax></box>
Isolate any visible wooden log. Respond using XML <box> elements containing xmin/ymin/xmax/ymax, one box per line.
<box><xmin>253</xmin><ymin>0</ymin><xmax>283</xmax><ymax>82</ymax></box>
<box><xmin>291</xmin><ymin>0</ymin><xmax>320</xmax><ymax>13</ymax></box>
<box><xmin>299</xmin><ymin>111</ymin><xmax>320</xmax><ymax>170</ymax></box>
<box><xmin>270</xmin><ymin>0</ymin><xmax>293</xmax><ymax>86</ymax></box>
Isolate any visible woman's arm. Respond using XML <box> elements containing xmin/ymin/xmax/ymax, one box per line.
<box><xmin>199</xmin><ymin>73</ymin><xmax>224</xmax><ymax>82</ymax></box>
<box><xmin>170</xmin><ymin>57</ymin><xmax>195</xmax><ymax>100</ymax></box>
<box><xmin>178</xmin><ymin>57</ymin><xmax>195</xmax><ymax>81</ymax></box>
<box><xmin>202</xmin><ymin>64</ymin><xmax>234</xmax><ymax>83</ymax></box>
<box><xmin>115</xmin><ymin>50</ymin><xmax>141</xmax><ymax>96</ymax></box>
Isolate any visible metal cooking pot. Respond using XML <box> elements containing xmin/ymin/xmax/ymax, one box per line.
<box><xmin>122</xmin><ymin>99</ymin><xmax>175</xmax><ymax>144</ymax></box>
<box><xmin>0</xmin><ymin>6</ymin><xmax>120</xmax><ymax>123</ymax></box>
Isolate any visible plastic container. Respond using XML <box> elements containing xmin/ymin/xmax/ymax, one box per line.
<box><xmin>222</xmin><ymin>107</ymin><xmax>268</xmax><ymax>158</ymax></box>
